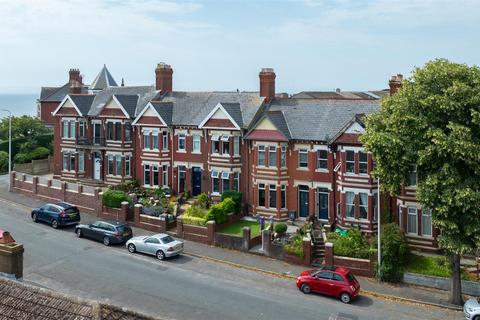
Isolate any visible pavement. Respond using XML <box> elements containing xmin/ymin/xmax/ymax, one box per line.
<box><xmin>0</xmin><ymin>174</ymin><xmax>464</xmax><ymax>319</ymax></box>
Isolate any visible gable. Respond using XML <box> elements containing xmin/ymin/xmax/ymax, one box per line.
<box><xmin>98</xmin><ymin>98</ymin><xmax>128</xmax><ymax>118</ymax></box>
<box><xmin>255</xmin><ymin>117</ymin><xmax>276</xmax><ymax>130</ymax></box>
<box><xmin>53</xmin><ymin>98</ymin><xmax>80</xmax><ymax>116</ymax></box>
<box><xmin>245</xmin><ymin>117</ymin><xmax>287</xmax><ymax>141</ymax></box>
<box><xmin>132</xmin><ymin>104</ymin><xmax>167</xmax><ymax>126</ymax></box>
<box><xmin>334</xmin><ymin>133</ymin><xmax>361</xmax><ymax>145</ymax></box>
<box><xmin>345</xmin><ymin>121</ymin><xmax>365</xmax><ymax>134</ymax></box>
<box><xmin>199</xmin><ymin>103</ymin><xmax>241</xmax><ymax>130</ymax></box>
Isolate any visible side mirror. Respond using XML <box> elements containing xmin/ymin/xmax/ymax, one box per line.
<box><xmin>39</xmin><ymin>207</ymin><xmax>44</xmax><ymax>211</ymax></box>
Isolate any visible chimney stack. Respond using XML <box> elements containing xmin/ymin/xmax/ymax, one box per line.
<box><xmin>69</xmin><ymin>68</ymin><xmax>82</xmax><ymax>84</ymax></box>
<box><xmin>68</xmin><ymin>68</ymin><xmax>82</xmax><ymax>94</ymax></box>
<box><xmin>259</xmin><ymin>68</ymin><xmax>276</xmax><ymax>102</ymax></box>
<box><xmin>155</xmin><ymin>63</ymin><xmax>173</xmax><ymax>94</ymax></box>
<box><xmin>389</xmin><ymin>74</ymin><xmax>403</xmax><ymax>95</ymax></box>
<box><xmin>0</xmin><ymin>230</ymin><xmax>23</xmax><ymax>279</ymax></box>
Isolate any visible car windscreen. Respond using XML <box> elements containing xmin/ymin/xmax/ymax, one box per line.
<box><xmin>346</xmin><ymin>272</ymin><xmax>356</xmax><ymax>282</ymax></box>
<box><xmin>116</xmin><ymin>226</ymin><xmax>131</xmax><ymax>233</ymax></box>
<box><xmin>160</xmin><ymin>236</ymin><xmax>174</xmax><ymax>244</ymax></box>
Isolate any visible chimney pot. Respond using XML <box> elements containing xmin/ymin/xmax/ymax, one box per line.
<box><xmin>259</xmin><ymin>68</ymin><xmax>276</xmax><ymax>102</ymax></box>
<box><xmin>155</xmin><ymin>62</ymin><xmax>173</xmax><ymax>94</ymax></box>
<box><xmin>389</xmin><ymin>73</ymin><xmax>403</xmax><ymax>96</ymax></box>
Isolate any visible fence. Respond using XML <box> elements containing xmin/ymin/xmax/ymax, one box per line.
<box><xmin>13</xmin><ymin>156</ymin><xmax>53</xmax><ymax>175</ymax></box>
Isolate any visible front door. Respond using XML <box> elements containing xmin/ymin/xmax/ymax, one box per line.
<box><xmin>298</xmin><ymin>185</ymin><xmax>309</xmax><ymax>218</ymax></box>
<box><xmin>192</xmin><ymin>167</ymin><xmax>202</xmax><ymax>196</ymax></box>
<box><xmin>94</xmin><ymin>154</ymin><xmax>101</xmax><ymax>180</ymax></box>
<box><xmin>318</xmin><ymin>188</ymin><xmax>329</xmax><ymax>220</ymax></box>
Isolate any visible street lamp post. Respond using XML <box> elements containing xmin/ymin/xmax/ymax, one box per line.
<box><xmin>377</xmin><ymin>177</ymin><xmax>381</xmax><ymax>279</ymax></box>
<box><xmin>0</xmin><ymin>109</ymin><xmax>12</xmax><ymax>190</ymax></box>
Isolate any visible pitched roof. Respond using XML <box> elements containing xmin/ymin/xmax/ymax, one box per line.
<box><xmin>0</xmin><ymin>277</ymin><xmax>159</xmax><ymax>320</ymax></box>
<box><xmin>159</xmin><ymin>91</ymin><xmax>264</xmax><ymax>128</ymax></box>
<box><xmin>150</xmin><ymin>101</ymin><xmax>173</xmax><ymax>125</ymax></box>
<box><xmin>114</xmin><ymin>94</ymin><xmax>139</xmax><ymax>118</ymax></box>
<box><xmin>267</xmin><ymin>98</ymin><xmax>379</xmax><ymax>141</ymax></box>
<box><xmin>88</xmin><ymin>86</ymin><xmax>157</xmax><ymax>117</ymax></box>
<box><xmin>89</xmin><ymin>65</ymin><xmax>118</xmax><ymax>91</ymax></box>
<box><xmin>220</xmin><ymin>102</ymin><xmax>243</xmax><ymax>127</ymax></box>
<box><xmin>266</xmin><ymin>110</ymin><xmax>291</xmax><ymax>139</ymax></box>
<box><xmin>69</xmin><ymin>95</ymin><xmax>95</xmax><ymax>116</ymax></box>
<box><xmin>39</xmin><ymin>83</ymin><xmax>88</xmax><ymax>102</ymax></box>
<box><xmin>291</xmin><ymin>91</ymin><xmax>384</xmax><ymax>100</ymax></box>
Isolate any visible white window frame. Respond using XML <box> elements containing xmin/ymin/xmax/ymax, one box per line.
<box><xmin>211</xmin><ymin>170</ymin><xmax>219</xmax><ymax>179</ymax></box>
<box><xmin>299</xmin><ymin>149</ymin><xmax>308</xmax><ymax>168</ymax></box>
<box><xmin>268</xmin><ymin>184</ymin><xmax>277</xmax><ymax>208</ymax></box>
<box><xmin>359</xmin><ymin>152</ymin><xmax>368</xmax><ymax>175</ymax></box>
<box><xmin>79</xmin><ymin>121</ymin><xmax>85</xmax><ymax>137</ymax></box>
<box><xmin>69</xmin><ymin>120</ymin><xmax>75</xmax><ymax>138</ymax></box>
<box><xmin>63</xmin><ymin>120</ymin><xmax>69</xmax><ymax>138</ymax></box>
<box><xmin>407</xmin><ymin>207</ymin><xmax>418</xmax><ymax>234</ymax></box>
<box><xmin>258</xmin><ymin>183</ymin><xmax>266</xmax><ymax>207</ymax></box>
<box><xmin>281</xmin><ymin>145</ymin><xmax>287</xmax><ymax>167</ymax></box>
<box><xmin>125</xmin><ymin>122</ymin><xmax>131</xmax><ymax>142</ymax></box>
<box><xmin>162</xmin><ymin>165</ymin><xmax>168</xmax><ymax>187</ymax></box>
<box><xmin>107</xmin><ymin>154</ymin><xmax>114</xmax><ymax>175</ymax></box>
<box><xmin>281</xmin><ymin>185</ymin><xmax>286</xmax><ymax>209</ymax></box>
<box><xmin>346</xmin><ymin>191</ymin><xmax>355</xmax><ymax>219</ymax></box>
<box><xmin>222</xmin><ymin>171</ymin><xmax>230</xmax><ymax>193</ymax></box>
<box><xmin>162</xmin><ymin>131</ymin><xmax>169</xmax><ymax>150</ymax></box>
<box><xmin>258</xmin><ymin>145</ymin><xmax>266</xmax><ymax>166</ymax></box>
<box><xmin>63</xmin><ymin>152</ymin><xmax>69</xmax><ymax>171</ymax></box>
<box><xmin>359</xmin><ymin>192</ymin><xmax>368</xmax><ymax>220</ymax></box>
<box><xmin>143</xmin><ymin>132</ymin><xmax>151</xmax><ymax>150</ymax></box>
<box><xmin>422</xmin><ymin>208</ymin><xmax>432</xmax><ymax>237</ymax></box>
<box><xmin>125</xmin><ymin>155</ymin><xmax>131</xmax><ymax>177</ymax></box>
<box><xmin>317</xmin><ymin>149</ymin><xmax>328</xmax><ymax>170</ymax></box>
<box><xmin>233</xmin><ymin>136</ymin><xmax>240</xmax><ymax>156</ymax></box>
<box><xmin>78</xmin><ymin>152</ymin><xmax>84</xmax><ymax>172</ymax></box>
<box><xmin>233</xmin><ymin>172</ymin><xmax>240</xmax><ymax>191</ymax></box>
<box><xmin>144</xmin><ymin>164</ymin><xmax>150</xmax><ymax>186</ymax></box>
<box><xmin>192</xmin><ymin>134</ymin><xmax>201</xmax><ymax>153</ymax></box>
<box><xmin>152</xmin><ymin>132</ymin><xmax>159</xmax><ymax>150</ymax></box>
<box><xmin>152</xmin><ymin>165</ymin><xmax>159</xmax><ymax>186</ymax></box>
<box><xmin>178</xmin><ymin>133</ymin><xmax>186</xmax><ymax>151</ymax></box>
<box><xmin>346</xmin><ymin>150</ymin><xmax>355</xmax><ymax>174</ymax></box>
<box><xmin>268</xmin><ymin>145</ymin><xmax>277</xmax><ymax>167</ymax></box>
<box><xmin>115</xmin><ymin>155</ymin><xmax>122</xmax><ymax>176</ymax></box>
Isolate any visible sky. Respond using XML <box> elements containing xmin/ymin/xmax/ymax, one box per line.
<box><xmin>1</xmin><ymin>0</ymin><xmax>479</xmax><ymax>94</ymax></box>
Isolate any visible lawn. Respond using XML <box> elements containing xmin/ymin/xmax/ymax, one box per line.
<box><xmin>218</xmin><ymin>220</ymin><xmax>261</xmax><ymax>238</ymax></box>
<box><xmin>405</xmin><ymin>254</ymin><xmax>477</xmax><ymax>281</ymax></box>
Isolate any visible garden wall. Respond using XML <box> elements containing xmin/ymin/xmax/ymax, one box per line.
<box><xmin>324</xmin><ymin>242</ymin><xmax>375</xmax><ymax>277</ymax></box>
<box><xmin>214</xmin><ymin>228</ymin><xmax>261</xmax><ymax>252</ymax></box>
<box><xmin>403</xmin><ymin>272</ymin><xmax>480</xmax><ymax>296</ymax></box>
<box><xmin>99</xmin><ymin>202</ymin><xmax>130</xmax><ymax>222</ymax></box>
<box><xmin>133</xmin><ymin>204</ymin><xmax>177</xmax><ymax>233</ymax></box>
<box><xmin>176</xmin><ymin>218</ymin><xmax>215</xmax><ymax>245</ymax></box>
<box><xmin>13</xmin><ymin>157</ymin><xmax>53</xmax><ymax>175</ymax></box>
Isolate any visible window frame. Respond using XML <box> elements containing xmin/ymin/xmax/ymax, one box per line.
<box><xmin>407</xmin><ymin>207</ymin><xmax>418</xmax><ymax>234</ymax></box>
<box><xmin>298</xmin><ymin>148</ymin><xmax>308</xmax><ymax>168</ymax></box>
<box><xmin>162</xmin><ymin>164</ymin><xmax>168</xmax><ymax>187</ymax></box>
<box><xmin>346</xmin><ymin>191</ymin><xmax>355</xmax><ymax>219</ymax></box>
<box><xmin>115</xmin><ymin>155</ymin><xmax>122</xmax><ymax>176</ymax></box>
<box><xmin>281</xmin><ymin>145</ymin><xmax>287</xmax><ymax>167</ymax></box>
<box><xmin>233</xmin><ymin>136</ymin><xmax>240</xmax><ymax>156</ymax></box>
<box><xmin>358</xmin><ymin>152</ymin><xmax>368</xmax><ymax>175</ymax></box>
<box><xmin>152</xmin><ymin>132</ymin><xmax>159</xmax><ymax>150</ymax></box>
<box><xmin>422</xmin><ymin>208</ymin><xmax>432</xmax><ymax>236</ymax></box>
<box><xmin>125</xmin><ymin>155</ymin><xmax>131</xmax><ymax>176</ymax></box>
<box><xmin>281</xmin><ymin>185</ymin><xmax>286</xmax><ymax>209</ymax></box>
<box><xmin>152</xmin><ymin>165</ymin><xmax>159</xmax><ymax>186</ymax></box>
<box><xmin>268</xmin><ymin>145</ymin><xmax>277</xmax><ymax>167</ymax></box>
<box><xmin>258</xmin><ymin>145</ymin><xmax>266</xmax><ymax>166</ymax></box>
<box><xmin>78</xmin><ymin>151</ymin><xmax>84</xmax><ymax>172</ymax></box>
<box><xmin>358</xmin><ymin>192</ymin><xmax>368</xmax><ymax>220</ymax></box>
<box><xmin>162</xmin><ymin>131</ymin><xmax>169</xmax><ymax>150</ymax></box>
<box><xmin>233</xmin><ymin>172</ymin><xmax>240</xmax><ymax>191</ymax></box>
<box><xmin>346</xmin><ymin>150</ymin><xmax>355</xmax><ymax>174</ymax></box>
<box><xmin>258</xmin><ymin>183</ymin><xmax>266</xmax><ymax>207</ymax></box>
<box><xmin>143</xmin><ymin>132</ymin><xmax>151</xmax><ymax>150</ymax></box>
<box><xmin>269</xmin><ymin>184</ymin><xmax>277</xmax><ymax>208</ymax></box>
<box><xmin>144</xmin><ymin>164</ymin><xmax>151</xmax><ymax>186</ymax></box>
<box><xmin>192</xmin><ymin>134</ymin><xmax>201</xmax><ymax>153</ymax></box>
<box><xmin>317</xmin><ymin>149</ymin><xmax>328</xmax><ymax>170</ymax></box>
<box><xmin>178</xmin><ymin>133</ymin><xmax>186</xmax><ymax>151</ymax></box>
<box><xmin>107</xmin><ymin>154</ymin><xmax>114</xmax><ymax>175</ymax></box>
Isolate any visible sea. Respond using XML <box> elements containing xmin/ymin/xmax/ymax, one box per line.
<box><xmin>0</xmin><ymin>94</ymin><xmax>38</xmax><ymax>117</ymax></box>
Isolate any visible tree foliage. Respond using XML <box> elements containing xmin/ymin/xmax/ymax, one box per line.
<box><xmin>361</xmin><ymin>59</ymin><xmax>480</xmax><ymax>303</ymax></box>
<box><xmin>0</xmin><ymin>115</ymin><xmax>51</xmax><ymax>141</ymax></box>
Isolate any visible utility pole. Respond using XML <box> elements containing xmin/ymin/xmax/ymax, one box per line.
<box><xmin>0</xmin><ymin>109</ymin><xmax>12</xmax><ymax>190</ymax></box>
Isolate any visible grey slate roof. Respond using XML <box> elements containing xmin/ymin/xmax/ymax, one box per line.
<box><xmin>89</xmin><ymin>65</ymin><xmax>118</xmax><ymax>91</ymax></box>
<box><xmin>266</xmin><ymin>110</ymin><xmax>291</xmax><ymax>139</ymax></box>
<box><xmin>115</xmin><ymin>94</ymin><xmax>139</xmax><ymax>118</ymax></box>
<box><xmin>220</xmin><ymin>102</ymin><xmax>243</xmax><ymax>127</ymax></box>
<box><xmin>69</xmin><ymin>95</ymin><xmax>95</xmax><ymax>116</ymax></box>
<box><xmin>150</xmin><ymin>102</ymin><xmax>173</xmax><ymax>125</ymax></box>
<box><xmin>267</xmin><ymin>98</ymin><xmax>379</xmax><ymax>141</ymax></box>
<box><xmin>292</xmin><ymin>91</ymin><xmax>384</xmax><ymax>100</ymax></box>
<box><xmin>160</xmin><ymin>91</ymin><xmax>264</xmax><ymax>128</ymax></box>
<box><xmin>39</xmin><ymin>83</ymin><xmax>88</xmax><ymax>102</ymax></box>
<box><xmin>88</xmin><ymin>86</ymin><xmax>157</xmax><ymax>117</ymax></box>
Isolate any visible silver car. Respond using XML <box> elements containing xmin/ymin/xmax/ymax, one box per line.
<box><xmin>126</xmin><ymin>233</ymin><xmax>183</xmax><ymax>260</ymax></box>
<box><xmin>464</xmin><ymin>298</ymin><xmax>480</xmax><ymax>320</ymax></box>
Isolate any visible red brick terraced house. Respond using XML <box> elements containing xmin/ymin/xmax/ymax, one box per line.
<box><xmin>46</xmin><ymin>64</ymin><xmax>437</xmax><ymax>251</ymax></box>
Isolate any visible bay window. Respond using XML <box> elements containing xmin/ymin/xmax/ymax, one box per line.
<box><xmin>359</xmin><ymin>192</ymin><xmax>368</xmax><ymax>220</ymax></box>
<box><xmin>407</xmin><ymin>207</ymin><xmax>418</xmax><ymax>234</ymax></box>
<box><xmin>211</xmin><ymin>170</ymin><xmax>220</xmax><ymax>193</ymax></box>
<box><xmin>144</xmin><ymin>164</ymin><xmax>150</xmax><ymax>185</ymax></box>
<box><xmin>422</xmin><ymin>209</ymin><xmax>432</xmax><ymax>236</ymax></box>
<box><xmin>222</xmin><ymin>171</ymin><xmax>230</xmax><ymax>192</ymax></box>
<box><xmin>258</xmin><ymin>145</ymin><xmax>265</xmax><ymax>166</ymax></box>
<box><xmin>268</xmin><ymin>146</ymin><xmax>277</xmax><ymax>167</ymax></box>
<box><xmin>269</xmin><ymin>184</ymin><xmax>276</xmax><ymax>208</ymax></box>
<box><xmin>258</xmin><ymin>183</ymin><xmax>266</xmax><ymax>207</ymax></box>
<box><xmin>346</xmin><ymin>191</ymin><xmax>355</xmax><ymax>219</ymax></box>
<box><xmin>115</xmin><ymin>155</ymin><xmax>122</xmax><ymax>176</ymax></box>
<box><xmin>346</xmin><ymin>151</ymin><xmax>355</xmax><ymax>173</ymax></box>
<box><xmin>359</xmin><ymin>152</ymin><xmax>368</xmax><ymax>174</ymax></box>
<box><xmin>107</xmin><ymin>155</ymin><xmax>114</xmax><ymax>175</ymax></box>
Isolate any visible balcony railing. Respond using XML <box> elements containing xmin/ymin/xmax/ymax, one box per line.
<box><xmin>76</xmin><ymin>136</ymin><xmax>106</xmax><ymax>147</ymax></box>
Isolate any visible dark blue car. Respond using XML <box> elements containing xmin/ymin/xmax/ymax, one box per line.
<box><xmin>31</xmin><ymin>202</ymin><xmax>81</xmax><ymax>228</ymax></box>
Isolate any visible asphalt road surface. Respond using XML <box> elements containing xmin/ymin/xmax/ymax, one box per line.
<box><xmin>0</xmin><ymin>177</ymin><xmax>461</xmax><ymax>320</ymax></box>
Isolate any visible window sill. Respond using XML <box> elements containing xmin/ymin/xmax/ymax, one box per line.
<box><xmin>211</xmin><ymin>192</ymin><xmax>221</xmax><ymax>197</ymax></box>
<box><xmin>315</xmin><ymin>169</ymin><xmax>329</xmax><ymax>173</ymax></box>
<box><xmin>297</xmin><ymin>167</ymin><xmax>309</xmax><ymax>171</ymax></box>
<box><xmin>143</xmin><ymin>149</ymin><xmax>159</xmax><ymax>152</ymax></box>
<box><xmin>177</xmin><ymin>150</ymin><xmax>186</xmax><ymax>153</ymax></box>
<box><xmin>191</xmin><ymin>151</ymin><xmax>201</xmax><ymax>154</ymax></box>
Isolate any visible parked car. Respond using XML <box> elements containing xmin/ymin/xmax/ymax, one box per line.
<box><xmin>75</xmin><ymin>220</ymin><xmax>132</xmax><ymax>246</ymax></box>
<box><xmin>31</xmin><ymin>202</ymin><xmax>80</xmax><ymax>228</ymax></box>
<box><xmin>464</xmin><ymin>298</ymin><xmax>480</xmax><ymax>320</ymax></box>
<box><xmin>126</xmin><ymin>233</ymin><xmax>183</xmax><ymax>260</ymax></box>
<box><xmin>296</xmin><ymin>266</ymin><xmax>360</xmax><ymax>303</ymax></box>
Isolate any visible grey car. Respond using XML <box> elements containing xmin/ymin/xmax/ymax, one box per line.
<box><xmin>126</xmin><ymin>233</ymin><xmax>183</xmax><ymax>260</ymax></box>
<box><xmin>464</xmin><ymin>298</ymin><xmax>480</xmax><ymax>320</ymax></box>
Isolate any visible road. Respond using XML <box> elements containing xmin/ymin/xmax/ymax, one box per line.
<box><xmin>0</xmin><ymin>176</ymin><xmax>461</xmax><ymax>320</ymax></box>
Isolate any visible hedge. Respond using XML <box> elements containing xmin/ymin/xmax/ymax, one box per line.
<box><xmin>221</xmin><ymin>191</ymin><xmax>242</xmax><ymax>214</ymax></box>
<box><xmin>0</xmin><ymin>133</ymin><xmax>53</xmax><ymax>157</ymax></box>
<box><xmin>206</xmin><ymin>198</ymin><xmax>234</xmax><ymax>224</ymax></box>
<box><xmin>182</xmin><ymin>215</ymin><xmax>207</xmax><ymax>227</ymax></box>
<box><xmin>102</xmin><ymin>189</ymin><xmax>129</xmax><ymax>208</ymax></box>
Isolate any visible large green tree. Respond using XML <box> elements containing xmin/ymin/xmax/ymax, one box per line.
<box><xmin>361</xmin><ymin>59</ymin><xmax>480</xmax><ymax>305</ymax></box>
<box><xmin>0</xmin><ymin>115</ymin><xmax>50</xmax><ymax>141</ymax></box>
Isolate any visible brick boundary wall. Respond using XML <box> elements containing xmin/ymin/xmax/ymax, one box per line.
<box><xmin>324</xmin><ymin>242</ymin><xmax>375</xmax><ymax>277</ymax></box>
<box><xmin>133</xmin><ymin>204</ymin><xmax>176</xmax><ymax>233</ymax></box>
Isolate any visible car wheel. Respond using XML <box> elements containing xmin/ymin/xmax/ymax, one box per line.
<box><xmin>127</xmin><ymin>244</ymin><xmax>136</xmax><ymax>253</ymax></box>
<box><xmin>32</xmin><ymin>213</ymin><xmax>38</xmax><ymax>222</ymax></box>
<box><xmin>103</xmin><ymin>236</ymin><xmax>110</xmax><ymax>246</ymax></box>
<box><xmin>156</xmin><ymin>250</ymin><xmax>165</xmax><ymax>260</ymax></box>
<box><xmin>340</xmin><ymin>292</ymin><xmax>351</xmax><ymax>304</ymax></box>
<box><xmin>300</xmin><ymin>283</ymin><xmax>311</xmax><ymax>294</ymax></box>
<box><xmin>51</xmin><ymin>219</ymin><xmax>58</xmax><ymax>229</ymax></box>
<box><xmin>76</xmin><ymin>228</ymin><xmax>82</xmax><ymax>238</ymax></box>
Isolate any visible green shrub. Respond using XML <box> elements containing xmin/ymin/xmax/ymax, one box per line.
<box><xmin>333</xmin><ymin>228</ymin><xmax>371</xmax><ymax>259</ymax></box>
<box><xmin>182</xmin><ymin>215</ymin><xmax>207</xmax><ymax>226</ymax></box>
<box><xmin>221</xmin><ymin>191</ymin><xmax>242</xmax><ymax>213</ymax></box>
<box><xmin>0</xmin><ymin>151</ymin><xmax>8</xmax><ymax>173</ymax></box>
<box><xmin>193</xmin><ymin>193</ymin><xmax>211</xmax><ymax>209</ymax></box>
<box><xmin>112</xmin><ymin>180</ymin><xmax>140</xmax><ymax>193</ymax></box>
<box><xmin>14</xmin><ymin>152</ymin><xmax>32</xmax><ymax>164</ymax></box>
<box><xmin>274</xmin><ymin>222</ymin><xmax>288</xmax><ymax>235</ymax></box>
<box><xmin>30</xmin><ymin>147</ymin><xmax>50</xmax><ymax>160</ymax></box>
<box><xmin>284</xmin><ymin>233</ymin><xmax>304</xmax><ymax>258</ymax></box>
<box><xmin>0</xmin><ymin>133</ymin><xmax>53</xmax><ymax>162</ymax></box>
<box><xmin>102</xmin><ymin>189</ymin><xmax>129</xmax><ymax>208</ymax></box>
<box><xmin>184</xmin><ymin>206</ymin><xmax>208</xmax><ymax>219</ymax></box>
<box><xmin>326</xmin><ymin>232</ymin><xmax>341</xmax><ymax>242</ymax></box>
<box><xmin>378</xmin><ymin>223</ymin><xmax>409</xmax><ymax>282</ymax></box>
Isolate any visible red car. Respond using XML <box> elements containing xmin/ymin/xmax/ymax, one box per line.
<box><xmin>296</xmin><ymin>266</ymin><xmax>360</xmax><ymax>303</ymax></box>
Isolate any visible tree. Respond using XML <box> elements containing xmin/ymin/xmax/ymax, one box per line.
<box><xmin>361</xmin><ymin>59</ymin><xmax>480</xmax><ymax>305</ymax></box>
<box><xmin>0</xmin><ymin>115</ymin><xmax>50</xmax><ymax>141</ymax></box>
